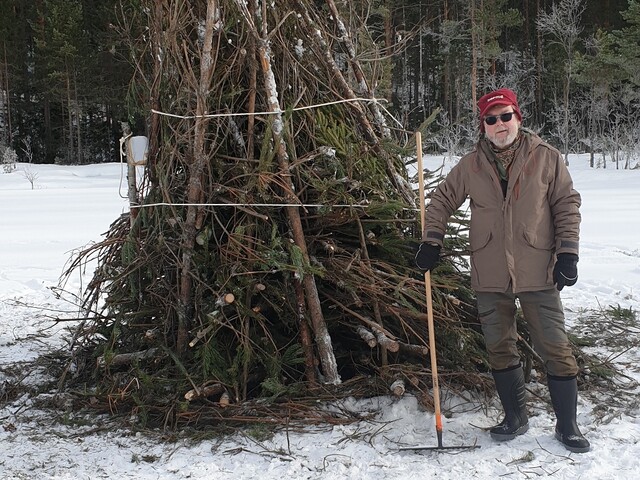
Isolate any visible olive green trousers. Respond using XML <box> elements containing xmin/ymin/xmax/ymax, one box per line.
<box><xmin>476</xmin><ymin>288</ymin><xmax>578</xmax><ymax>376</ymax></box>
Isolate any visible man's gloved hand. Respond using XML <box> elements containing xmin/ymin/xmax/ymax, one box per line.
<box><xmin>415</xmin><ymin>242</ymin><xmax>441</xmax><ymax>272</ymax></box>
<box><xmin>553</xmin><ymin>253</ymin><xmax>578</xmax><ymax>291</ymax></box>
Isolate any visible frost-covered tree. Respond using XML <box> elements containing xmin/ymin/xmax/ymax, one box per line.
<box><xmin>1</xmin><ymin>144</ymin><xmax>17</xmax><ymax>173</ymax></box>
<box><xmin>537</xmin><ymin>0</ymin><xmax>586</xmax><ymax>164</ymax></box>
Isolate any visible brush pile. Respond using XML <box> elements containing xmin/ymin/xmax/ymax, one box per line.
<box><xmin>59</xmin><ymin>0</ymin><xmax>491</xmax><ymax>428</ymax></box>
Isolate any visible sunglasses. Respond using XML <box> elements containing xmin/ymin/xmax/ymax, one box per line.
<box><xmin>484</xmin><ymin>112</ymin><xmax>515</xmax><ymax>126</ymax></box>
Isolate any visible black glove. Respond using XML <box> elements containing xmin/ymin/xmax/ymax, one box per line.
<box><xmin>415</xmin><ymin>242</ymin><xmax>441</xmax><ymax>272</ymax></box>
<box><xmin>553</xmin><ymin>253</ymin><xmax>578</xmax><ymax>291</ymax></box>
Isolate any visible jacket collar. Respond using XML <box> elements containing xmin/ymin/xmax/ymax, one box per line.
<box><xmin>477</xmin><ymin>130</ymin><xmax>543</xmax><ymax>201</ymax></box>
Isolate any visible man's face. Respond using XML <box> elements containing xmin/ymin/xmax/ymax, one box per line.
<box><xmin>483</xmin><ymin>104</ymin><xmax>521</xmax><ymax>149</ymax></box>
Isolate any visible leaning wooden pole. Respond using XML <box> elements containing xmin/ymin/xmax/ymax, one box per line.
<box><xmin>177</xmin><ymin>0</ymin><xmax>219</xmax><ymax>353</ymax></box>
<box><xmin>127</xmin><ymin>152</ymin><xmax>138</xmax><ymax>227</ymax></box>
<box><xmin>324</xmin><ymin>0</ymin><xmax>389</xmax><ymax>138</ymax></box>
<box><xmin>239</xmin><ymin>0</ymin><xmax>340</xmax><ymax>384</ymax></box>
<box><xmin>297</xmin><ymin>3</ymin><xmax>414</xmax><ymax>206</ymax></box>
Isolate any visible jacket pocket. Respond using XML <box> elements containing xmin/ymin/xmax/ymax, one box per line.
<box><xmin>470</xmin><ymin>230</ymin><xmax>499</xmax><ymax>288</ymax></box>
<box><xmin>521</xmin><ymin>230</ymin><xmax>554</xmax><ymax>285</ymax></box>
<box><xmin>523</xmin><ymin>229</ymin><xmax>553</xmax><ymax>251</ymax></box>
<box><xmin>470</xmin><ymin>230</ymin><xmax>492</xmax><ymax>252</ymax></box>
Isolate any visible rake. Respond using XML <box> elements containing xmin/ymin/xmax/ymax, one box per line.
<box><xmin>398</xmin><ymin>132</ymin><xmax>480</xmax><ymax>452</ymax></box>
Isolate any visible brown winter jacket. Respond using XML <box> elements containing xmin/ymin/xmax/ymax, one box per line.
<box><xmin>423</xmin><ymin>130</ymin><xmax>581</xmax><ymax>293</ymax></box>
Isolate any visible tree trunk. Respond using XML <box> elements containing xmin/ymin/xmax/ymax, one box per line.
<box><xmin>66</xmin><ymin>70</ymin><xmax>74</xmax><ymax>163</ymax></box>
<box><xmin>295</xmin><ymin>279</ymin><xmax>318</xmax><ymax>386</ymax></box>
<box><xmin>383</xmin><ymin>1</ymin><xmax>393</xmax><ymax>55</ymax></box>
<box><xmin>535</xmin><ymin>0</ymin><xmax>543</xmax><ymax>126</ymax></box>
<box><xmin>146</xmin><ymin>0</ymin><xmax>164</xmax><ymax>187</ymax></box>
<box><xmin>2</xmin><ymin>43</ymin><xmax>11</xmax><ymax>146</ymax></box>
<box><xmin>563</xmin><ymin>65</ymin><xmax>570</xmax><ymax>165</ymax></box>
<box><xmin>443</xmin><ymin>0</ymin><xmax>451</xmax><ymax>119</ymax></box>
<box><xmin>242</xmin><ymin>0</ymin><xmax>341</xmax><ymax>384</ymax></box>
<box><xmin>470</xmin><ymin>0</ymin><xmax>478</xmax><ymax>114</ymax></box>
<box><xmin>74</xmin><ymin>72</ymin><xmax>83</xmax><ymax>164</ymax></box>
<box><xmin>177</xmin><ymin>0</ymin><xmax>219</xmax><ymax>354</ymax></box>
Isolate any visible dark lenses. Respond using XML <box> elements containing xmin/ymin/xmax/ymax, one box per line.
<box><xmin>484</xmin><ymin>112</ymin><xmax>514</xmax><ymax>125</ymax></box>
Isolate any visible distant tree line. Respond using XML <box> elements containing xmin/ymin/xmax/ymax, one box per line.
<box><xmin>0</xmin><ymin>0</ymin><xmax>638</xmax><ymax>168</ymax></box>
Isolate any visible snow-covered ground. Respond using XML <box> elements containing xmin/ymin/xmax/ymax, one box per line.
<box><xmin>1</xmin><ymin>156</ymin><xmax>638</xmax><ymax>479</ymax></box>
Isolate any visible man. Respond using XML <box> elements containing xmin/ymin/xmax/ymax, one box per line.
<box><xmin>416</xmin><ymin>88</ymin><xmax>590</xmax><ymax>453</ymax></box>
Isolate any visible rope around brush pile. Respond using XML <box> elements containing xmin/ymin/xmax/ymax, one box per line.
<box><xmin>150</xmin><ymin>97</ymin><xmax>394</xmax><ymax>121</ymax></box>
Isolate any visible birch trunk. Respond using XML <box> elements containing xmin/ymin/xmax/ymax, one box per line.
<box><xmin>237</xmin><ymin>0</ymin><xmax>340</xmax><ymax>384</ymax></box>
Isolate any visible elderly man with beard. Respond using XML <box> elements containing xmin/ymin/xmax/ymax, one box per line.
<box><xmin>415</xmin><ymin>88</ymin><xmax>590</xmax><ymax>453</ymax></box>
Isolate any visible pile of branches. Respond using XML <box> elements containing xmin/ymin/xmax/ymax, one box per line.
<box><xmin>58</xmin><ymin>0</ymin><xmax>490</xmax><ymax>428</ymax></box>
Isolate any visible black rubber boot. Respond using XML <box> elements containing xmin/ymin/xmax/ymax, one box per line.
<box><xmin>548</xmin><ymin>375</ymin><xmax>591</xmax><ymax>453</ymax></box>
<box><xmin>490</xmin><ymin>365</ymin><xmax>529</xmax><ymax>441</ymax></box>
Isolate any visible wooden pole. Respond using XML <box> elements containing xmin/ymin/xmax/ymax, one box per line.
<box><xmin>417</xmin><ymin>132</ymin><xmax>444</xmax><ymax>447</ymax></box>
<box><xmin>127</xmin><ymin>150</ymin><xmax>138</xmax><ymax>227</ymax></box>
<box><xmin>241</xmin><ymin>0</ymin><xmax>340</xmax><ymax>384</ymax></box>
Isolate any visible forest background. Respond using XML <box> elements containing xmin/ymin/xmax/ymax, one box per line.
<box><xmin>1</xmin><ymin>0</ymin><xmax>639</xmax><ymax>170</ymax></box>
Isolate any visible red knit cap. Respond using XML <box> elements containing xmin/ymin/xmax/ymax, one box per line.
<box><xmin>477</xmin><ymin>88</ymin><xmax>522</xmax><ymax>132</ymax></box>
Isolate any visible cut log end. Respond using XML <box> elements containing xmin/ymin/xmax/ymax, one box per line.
<box><xmin>375</xmin><ymin>331</ymin><xmax>400</xmax><ymax>353</ymax></box>
<box><xmin>390</xmin><ymin>379</ymin><xmax>405</xmax><ymax>397</ymax></box>
<box><xmin>216</xmin><ymin>293</ymin><xmax>235</xmax><ymax>306</ymax></box>
<box><xmin>356</xmin><ymin>325</ymin><xmax>378</xmax><ymax>348</ymax></box>
<box><xmin>184</xmin><ymin>383</ymin><xmax>225</xmax><ymax>401</ymax></box>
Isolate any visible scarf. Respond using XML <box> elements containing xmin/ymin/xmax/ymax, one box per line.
<box><xmin>489</xmin><ymin>131</ymin><xmax>522</xmax><ymax>181</ymax></box>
